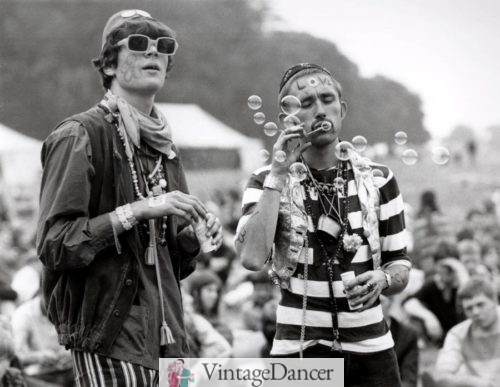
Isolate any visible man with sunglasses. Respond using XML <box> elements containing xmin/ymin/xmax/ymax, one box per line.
<box><xmin>236</xmin><ymin>63</ymin><xmax>411</xmax><ymax>385</ymax></box>
<box><xmin>37</xmin><ymin>9</ymin><xmax>223</xmax><ymax>386</ymax></box>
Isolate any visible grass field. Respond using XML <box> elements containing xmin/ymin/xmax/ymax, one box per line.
<box><xmin>387</xmin><ymin>142</ymin><xmax>500</xmax><ymax>223</ymax></box>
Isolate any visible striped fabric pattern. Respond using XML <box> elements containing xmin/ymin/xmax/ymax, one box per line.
<box><xmin>72</xmin><ymin>351</ymin><xmax>159</xmax><ymax>387</ymax></box>
<box><xmin>239</xmin><ymin>162</ymin><xmax>411</xmax><ymax>355</ymax></box>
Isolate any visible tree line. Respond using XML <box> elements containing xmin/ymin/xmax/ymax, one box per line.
<box><xmin>0</xmin><ymin>0</ymin><xmax>430</xmax><ymax>146</ymax></box>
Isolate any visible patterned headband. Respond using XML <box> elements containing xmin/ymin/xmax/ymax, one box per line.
<box><xmin>279</xmin><ymin>63</ymin><xmax>333</xmax><ymax>92</ymax></box>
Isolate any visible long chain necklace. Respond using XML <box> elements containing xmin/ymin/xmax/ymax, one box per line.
<box><xmin>115</xmin><ymin>121</ymin><xmax>169</xmax><ymax>263</ymax></box>
<box><xmin>111</xmin><ymin>109</ymin><xmax>176</xmax><ymax>347</ymax></box>
<box><xmin>299</xmin><ymin>239</ymin><xmax>309</xmax><ymax>359</ymax></box>
<box><xmin>303</xmin><ymin>159</ymin><xmax>344</xmax><ymax>224</ymax></box>
<box><xmin>302</xmin><ymin>160</ymin><xmax>350</xmax><ymax>352</ymax></box>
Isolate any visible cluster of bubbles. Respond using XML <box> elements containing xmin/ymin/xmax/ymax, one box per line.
<box><xmin>393</xmin><ymin>131</ymin><xmax>418</xmax><ymax>165</ymax></box>
<box><xmin>393</xmin><ymin>130</ymin><xmax>450</xmax><ymax>166</ymax></box>
<box><xmin>249</xmin><ymin>94</ymin><xmax>309</xmax><ymax>178</ymax></box>
<box><xmin>248</xmin><ymin>95</ymin><xmax>451</xmax><ymax>182</ymax></box>
<box><xmin>248</xmin><ymin>94</ymin><xmax>303</xmax><ymax>139</ymax></box>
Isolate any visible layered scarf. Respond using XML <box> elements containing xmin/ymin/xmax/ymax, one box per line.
<box><xmin>100</xmin><ymin>90</ymin><xmax>176</xmax><ymax>160</ymax></box>
<box><xmin>350</xmin><ymin>152</ymin><xmax>382</xmax><ymax>269</ymax></box>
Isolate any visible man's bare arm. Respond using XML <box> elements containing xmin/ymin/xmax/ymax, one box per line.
<box><xmin>235</xmin><ymin>186</ymin><xmax>281</xmax><ymax>271</ymax></box>
<box><xmin>235</xmin><ymin>126</ymin><xmax>309</xmax><ymax>271</ymax></box>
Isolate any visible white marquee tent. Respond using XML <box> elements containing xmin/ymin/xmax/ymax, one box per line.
<box><xmin>0</xmin><ymin>122</ymin><xmax>42</xmax><ymax>186</ymax></box>
<box><xmin>156</xmin><ymin>103</ymin><xmax>263</xmax><ymax>174</ymax></box>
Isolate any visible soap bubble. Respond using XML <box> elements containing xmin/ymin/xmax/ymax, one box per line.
<box><xmin>333</xmin><ymin>177</ymin><xmax>345</xmax><ymax>190</ymax></box>
<box><xmin>402</xmin><ymin>149</ymin><xmax>418</xmax><ymax>165</ymax></box>
<box><xmin>335</xmin><ymin>141</ymin><xmax>354</xmax><ymax>161</ymax></box>
<box><xmin>394</xmin><ymin>131</ymin><xmax>408</xmax><ymax>145</ymax></box>
<box><xmin>263</xmin><ymin>122</ymin><xmax>279</xmax><ymax>137</ymax></box>
<box><xmin>432</xmin><ymin>146</ymin><xmax>450</xmax><ymax>165</ymax></box>
<box><xmin>320</xmin><ymin>121</ymin><xmax>332</xmax><ymax>131</ymax></box>
<box><xmin>289</xmin><ymin>162</ymin><xmax>308</xmax><ymax>181</ymax></box>
<box><xmin>280</xmin><ymin>95</ymin><xmax>302</xmax><ymax>116</ymax></box>
<box><xmin>253</xmin><ymin>112</ymin><xmax>266</xmax><ymax>125</ymax></box>
<box><xmin>352</xmin><ymin>135</ymin><xmax>368</xmax><ymax>152</ymax></box>
<box><xmin>259</xmin><ymin>149</ymin><xmax>270</xmax><ymax>162</ymax></box>
<box><xmin>247</xmin><ymin>95</ymin><xmax>262</xmax><ymax>110</ymax></box>
<box><xmin>274</xmin><ymin>150</ymin><xmax>287</xmax><ymax>163</ymax></box>
<box><xmin>283</xmin><ymin>115</ymin><xmax>301</xmax><ymax>130</ymax></box>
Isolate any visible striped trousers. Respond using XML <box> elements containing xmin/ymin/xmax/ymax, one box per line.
<box><xmin>72</xmin><ymin>350</ymin><xmax>159</xmax><ymax>387</ymax></box>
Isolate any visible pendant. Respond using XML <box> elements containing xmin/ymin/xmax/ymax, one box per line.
<box><xmin>317</xmin><ymin>215</ymin><xmax>342</xmax><ymax>239</ymax></box>
<box><xmin>332</xmin><ymin>338</ymin><xmax>342</xmax><ymax>352</ymax></box>
<box><xmin>152</xmin><ymin>185</ymin><xmax>163</xmax><ymax>196</ymax></box>
<box><xmin>331</xmin><ymin>329</ymin><xmax>342</xmax><ymax>352</ymax></box>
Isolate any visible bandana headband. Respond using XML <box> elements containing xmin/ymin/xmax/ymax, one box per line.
<box><xmin>279</xmin><ymin>63</ymin><xmax>333</xmax><ymax>93</ymax></box>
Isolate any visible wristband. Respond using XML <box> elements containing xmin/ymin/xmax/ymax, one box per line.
<box><xmin>263</xmin><ymin>174</ymin><xmax>286</xmax><ymax>192</ymax></box>
<box><xmin>123</xmin><ymin>203</ymin><xmax>138</xmax><ymax>226</ymax></box>
<box><xmin>115</xmin><ymin>204</ymin><xmax>138</xmax><ymax>231</ymax></box>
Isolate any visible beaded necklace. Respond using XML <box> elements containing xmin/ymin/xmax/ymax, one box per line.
<box><xmin>303</xmin><ymin>164</ymin><xmax>344</xmax><ymax>224</ymax></box>
<box><xmin>136</xmin><ymin>156</ymin><xmax>169</xmax><ymax>246</ymax></box>
<box><xmin>301</xmin><ymin>160</ymin><xmax>350</xmax><ymax>352</ymax></box>
<box><xmin>108</xmin><ymin>105</ymin><xmax>176</xmax><ymax>347</ymax></box>
<box><xmin>115</xmin><ymin>118</ymin><xmax>169</xmax><ymax>262</ymax></box>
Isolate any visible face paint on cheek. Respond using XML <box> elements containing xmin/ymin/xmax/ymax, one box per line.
<box><xmin>120</xmin><ymin>54</ymin><xmax>140</xmax><ymax>82</ymax></box>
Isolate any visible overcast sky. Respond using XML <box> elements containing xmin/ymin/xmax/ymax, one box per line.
<box><xmin>268</xmin><ymin>0</ymin><xmax>500</xmax><ymax>139</ymax></box>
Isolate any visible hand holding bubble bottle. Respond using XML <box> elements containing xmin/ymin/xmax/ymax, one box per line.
<box><xmin>194</xmin><ymin>218</ymin><xmax>216</xmax><ymax>253</ymax></box>
<box><xmin>341</xmin><ymin>271</ymin><xmax>363</xmax><ymax>310</ymax></box>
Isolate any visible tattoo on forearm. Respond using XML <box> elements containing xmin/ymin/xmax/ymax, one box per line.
<box><xmin>236</xmin><ymin>228</ymin><xmax>246</xmax><ymax>245</ymax></box>
<box><xmin>236</xmin><ymin>211</ymin><xmax>260</xmax><ymax>246</ymax></box>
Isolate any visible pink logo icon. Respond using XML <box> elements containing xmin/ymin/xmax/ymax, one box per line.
<box><xmin>166</xmin><ymin>359</ymin><xmax>194</xmax><ymax>387</ymax></box>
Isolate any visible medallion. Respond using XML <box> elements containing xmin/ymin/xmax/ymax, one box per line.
<box><xmin>317</xmin><ymin>214</ymin><xmax>342</xmax><ymax>239</ymax></box>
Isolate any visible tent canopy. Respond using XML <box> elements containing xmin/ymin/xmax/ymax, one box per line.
<box><xmin>0</xmin><ymin>123</ymin><xmax>41</xmax><ymax>152</ymax></box>
<box><xmin>156</xmin><ymin>103</ymin><xmax>255</xmax><ymax>149</ymax></box>
<box><xmin>156</xmin><ymin>103</ymin><xmax>263</xmax><ymax>172</ymax></box>
<box><xmin>0</xmin><ymin>122</ymin><xmax>42</xmax><ymax>186</ymax></box>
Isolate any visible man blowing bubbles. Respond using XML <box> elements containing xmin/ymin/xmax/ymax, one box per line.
<box><xmin>236</xmin><ymin>63</ymin><xmax>411</xmax><ymax>386</ymax></box>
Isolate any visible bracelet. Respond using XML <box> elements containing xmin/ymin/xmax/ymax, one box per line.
<box><xmin>123</xmin><ymin>203</ymin><xmax>138</xmax><ymax>226</ymax></box>
<box><xmin>115</xmin><ymin>204</ymin><xmax>138</xmax><ymax>231</ymax></box>
<box><xmin>263</xmin><ymin>173</ymin><xmax>286</xmax><ymax>192</ymax></box>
